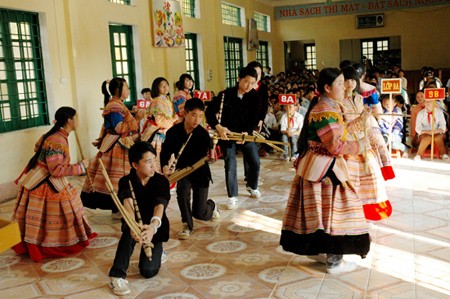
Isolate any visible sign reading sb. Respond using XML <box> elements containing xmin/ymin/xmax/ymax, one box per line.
<box><xmin>194</xmin><ymin>90</ymin><xmax>212</xmax><ymax>101</ymax></box>
<box><xmin>278</xmin><ymin>94</ymin><xmax>297</xmax><ymax>105</ymax></box>
<box><xmin>380</xmin><ymin>78</ymin><xmax>401</xmax><ymax>94</ymax></box>
<box><xmin>424</xmin><ymin>88</ymin><xmax>445</xmax><ymax>101</ymax></box>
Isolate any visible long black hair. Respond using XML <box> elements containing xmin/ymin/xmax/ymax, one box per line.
<box><xmin>297</xmin><ymin>68</ymin><xmax>342</xmax><ymax>158</ymax></box>
<box><xmin>26</xmin><ymin>107</ymin><xmax>77</xmax><ymax>170</ymax></box>
<box><xmin>102</xmin><ymin>78</ymin><xmax>127</xmax><ymax>107</ymax></box>
<box><xmin>175</xmin><ymin>73</ymin><xmax>194</xmax><ymax>94</ymax></box>
<box><xmin>342</xmin><ymin>66</ymin><xmax>361</xmax><ymax>94</ymax></box>
<box><xmin>151</xmin><ymin>77</ymin><xmax>170</xmax><ymax>98</ymax></box>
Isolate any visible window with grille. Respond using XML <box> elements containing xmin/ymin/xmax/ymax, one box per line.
<box><xmin>221</xmin><ymin>3</ymin><xmax>242</xmax><ymax>26</ymax></box>
<box><xmin>223</xmin><ymin>37</ymin><xmax>243</xmax><ymax>88</ymax></box>
<box><xmin>361</xmin><ymin>38</ymin><xmax>389</xmax><ymax>62</ymax></box>
<box><xmin>182</xmin><ymin>0</ymin><xmax>196</xmax><ymax>18</ymax></box>
<box><xmin>304</xmin><ymin>44</ymin><xmax>316</xmax><ymax>70</ymax></box>
<box><xmin>0</xmin><ymin>9</ymin><xmax>49</xmax><ymax>133</ymax></box>
<box><xmin>109</xmin><ymin>24</ymin><xmax>136</xmax><ymax>107</ymax></box>
<box><xmin>108</xmin><ymin>0</ymin><xmax>131</xmax><ymax>5</ymax></box>
<box><xmin>253</xmin><ymin>12</ymin><xmax>270</xmax><ymax>32</ymax></box>
<box><xmin>256</xmin><ymin>41</ymin><xmax>269</xmax><ymax>73</ymax></box>
<box><xmin>185</xmin><ymin>33</ymin><xmax>200</xmax><ymax>89</ymax></box>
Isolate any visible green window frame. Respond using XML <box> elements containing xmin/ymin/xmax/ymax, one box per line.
<box><xmin>109</xmin><ymin>24</ymin><xmax>136</xmax><ymax>107</ymax></box>
<box><xmin>0</xmin><ymin>8</ymin><xmax>48</xmax><ymax>133</ymax></box>
<box><xmin>256</xmin><ymin>41</ymin><xmax>269</xmax><ymax>72</ymax></box>
<box><xmin>304</xmin><ymin>43</ymin><xmax>316</xmax><ymax>70</ymax></box>
<box><xmin>108</xmin><ymin>0</ymin><xmax>131</xmax><ymax>5</ymax></box>
<box><xmin>221</xmin><ymin>3</ymin><xmax>242</xmax><ymax>26</ymax></box>
<box><xmin>223</xmin><ymin>37</ymin><xmax>243</xmax><ymax>88</ymax></box>
<box><xmin>253</xmin><ymin>12</ymin><xmax>270</xmax><ymax>32</ymax></box>
<box><xmin>182</xmin><ymin>0</ymin><xmax>196</xmax><ymax>18</ymax></box>
<box><xmin>185</xmin><ymin>33</ymin><xmax>200</xmax><ymax>89</ymax></box>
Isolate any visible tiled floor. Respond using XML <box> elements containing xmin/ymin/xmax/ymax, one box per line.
<box><xmin>0</xmin><ymin>155</ymin><xmax>449</xmax><ymax>298</ymax></box>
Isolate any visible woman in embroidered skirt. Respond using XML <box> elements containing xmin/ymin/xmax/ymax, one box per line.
<box><xmin>280</xmin><ymin>68</ymin><xmax>371</xmax><ymax>274</ymax></box>
<box><xmin>81</xmin><ymin>78</ymin><xmax>145</xmax><ymax>216</ymax></box>
<box><xmin>341</xmin><ymin>66</ymin><xmax>393</xmax><ymax>221</ymax></box>
<box><xmin>141</xmin><ymin>77</ymin><xmax>177</xmax><ymax>173</ymax></box>
<box><xmin>12</xmin><ymin>107</ymin><xmax>96</xmax><ymax>262</ymax></box>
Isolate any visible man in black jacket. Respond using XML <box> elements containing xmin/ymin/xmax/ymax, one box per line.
<box><xmin>205</xmin><ymin>66</ymin><xmax>261</xmax><ymax>210</ymax></box>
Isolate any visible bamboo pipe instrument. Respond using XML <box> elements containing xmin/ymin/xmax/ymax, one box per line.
<box><xmin>213</xmin><ymin>131</ymin><xmax>288</xmax><ymax>146</ymax></box>
<box><xmin>128</xmin><ymin>180</ymin><xmax>153</xmax><ymax>259</ymax></box>
<box><xmin>74</xmin><ymin>131</ymin><xmax>95</xmax><ymax>192</ymax></box>
<box><xmin>168</xmin><ymin>157</ymin><xmax>208</xmax><ymax>184</ymax></box>
<box><xmin>252</xmin><ymin>131</ymin><xmax>285</xmax><ymax>153</ymax></box>
<box><xmin>98</xmin><ymin>159</ymin><xmax>154</xmax><ymax>249</ymax></box>
<box><xmin>169</xmin><ymin>132</ymin><xmax>193</xmax><ymax>172</ymax></box>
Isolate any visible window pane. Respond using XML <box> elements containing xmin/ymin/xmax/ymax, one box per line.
<box><xmin>221</xmin><ymin>3</ymin><xmax>242</xmax><ymax>26</ymax></box>
<box><xmin>182</xmin><ymin>0</ymin><xmax>195</xmax><ymax>18</ymax></box>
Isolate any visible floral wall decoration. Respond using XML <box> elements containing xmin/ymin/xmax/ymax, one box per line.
<box><xmin>153</xmin><ymin>0</ymin><xmax>185</xmax><ymax>48</ymax></box>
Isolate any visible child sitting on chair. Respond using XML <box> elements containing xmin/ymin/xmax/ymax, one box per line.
<box><xmin>414</xmin><ymin>100</ymin><xmax>448</xmax><ymax>160</ymax></box>
<box><xmin>379</xmin><ymin>94</ymin><xmax>407</xmax><ymax>155</ymax></box>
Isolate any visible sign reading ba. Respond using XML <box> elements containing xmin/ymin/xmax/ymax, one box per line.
<box><xmin>136</xmin><ymin>99</ymin><xmax>151</xmax><ymax>109</ymax></box>
<box><xmin>278</xmin><ymin>94</ymin><xmax>297</xmax><ymax>105</ymax></box>
<box><xmin>194</xmin><ymin>90</ymin><xmax>212</xmax><ymax>101</ymax></box>
<box><xmin>381</xmin><ymin>78</ymin><xmax>401</xmax><ymax>94</ymax></box>
<box><xmin>424</xmin><ymin>88</ymin><xmax>445</xmax><ymax>101</ymax></box>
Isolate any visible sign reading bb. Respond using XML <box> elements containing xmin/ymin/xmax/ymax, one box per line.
<box><xmin>278</xmin><ymin>94</ymin><xmax>296</xmax><ymax>105</ymax></box>
<box><xmin>194</xmin><ymin>90</ymin><xmax>212</xmax><ymax>101</ymax></box>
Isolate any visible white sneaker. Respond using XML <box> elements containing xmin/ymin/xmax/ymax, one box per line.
<box><xmin>414</xmin><ymin>155</ymin><xmax>421</xmax><ymax>161</ymax></box>
<box><xmin>246</xmin><ymin>186</ymin><xmax>261</xmax><ymax>198</ymax></box>
<box><xmin>161</xmin><ymin>250</ymin><xmax>167</xmax><ymax>264</ymax></box>
<box><xmin>443</xmin><ymin>154</ymin><xmax>449</xmax><ymax>160</ymax></box>
<box><xmin>211</xmin><ymin>204</ymin><xmax>221</xmax><ymax>221</ymax></box>
<box><xmin>110</xmin><ymin>277</ymin><xmax>131</xmax><ymax>296</ymax></box>
<box><xmin>226</xmin><ymin>197</ymin><xmax>238</xmax><ymax>210</ymax></box>
<box><xmin>178</xmin><ymin>224</ymin><xmax>192</xmax><ymax>240</ymax></box>
<box><xmin>326</xmin><ymin>261</ymin><xmax>357</xmax><ymax>274</ymax></box>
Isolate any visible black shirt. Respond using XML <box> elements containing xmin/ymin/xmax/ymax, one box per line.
<box><xmin>118</xmin><ymin>170</ymin><xmax>170</xmax><ymax>243</ymax></box>
<box><xmin>160</xmin><ymin>122</ymin><xmax>211</xmax><ymax>187</ymax></box>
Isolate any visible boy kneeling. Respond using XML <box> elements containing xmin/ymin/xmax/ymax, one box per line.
<box><xmin>109</xmin><ymin>141</ymin><xmax>170</xmax><ymax>295</ymax></box>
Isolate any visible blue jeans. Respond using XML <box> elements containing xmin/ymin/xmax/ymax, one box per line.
<box><xmin>109</xmin><ymin>222</ymin><xmax>163</xmax><ymax>279</ymax></box>
<box><xmin>176</xmin><ymin>178</ymin><xmax>214</xmax><ymax>230</ymax></box>
<box><xmin>223</xmin><ymin>142</ymin><xmax>260</xmax><ymax>197</ymax></box>
<box><xmin>281</xmin><ymin>134</ymin><xmax>299</xmax><ymax>157</ymax></box>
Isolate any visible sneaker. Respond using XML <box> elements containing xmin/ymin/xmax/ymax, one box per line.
<box><xmin>110</xmin><ymin>277</ymin><xmax>131</xmax><ymax>296</ymax></box>
<box><xmin>414</xmin><ymin>155</ymin><xmax>421</xmax><ymax>161</ymax></box>
<box><xmin>326</xmin><ymin>261</ymin><xmax>357</xmax><ymax>274</ymax></box>
<box><xmin>443</xmin><ymin>154</ymin><xmax>449</xmax><ymax>160</ymax></box>
<box><xmin>161</xmin><ymin>250</ymin><xmax>167</xmax><ymax>264</ymax></box>
<box><xmin>211</xmin><ymin>203</ymin><xmax>221</xmax><ymax>221</ymax></box>
<box><xmin>178</xmin><ymin>224</ymin><xmax>192</xmax><ymax>240</ymax></box>
<box><xmin>307</xmin><ymin>254</ymin><xmax>327</xmax><ymax>264</ymax></box>
<box><xmin>246</xmin><ymin>186</ymin><xmax>261</xmax><ymax>198</ymax></box>
<box><xmin>226</xmin><ymin>197</ymin><xmax>238</xmax><ymax>210</ymax></box>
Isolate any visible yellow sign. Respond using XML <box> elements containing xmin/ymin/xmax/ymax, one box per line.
<box><xmin>381</xmin><ymin>78</ymin><xmax>401</xmax><ymax>94</ymax></box>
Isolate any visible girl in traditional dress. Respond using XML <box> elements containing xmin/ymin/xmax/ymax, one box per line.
<box><xmin>141</xmin><ymin>77</ymin><xmax>177</xmax><ymax>173</ymax></box>
<box><xmin>81</xmin><ymin>78</ymin><xmax>145</xmax><ymax>217</ymax></box>
<box><xmin>12</xmin><ymin>107</ymin><xmax>96</xmax><ymax>262</ymax></box>
<box><xmin>341</xmin><ymin>66</ymin><xmax>393</xmax><ymax>221</ymax></box>
<box><xmin>172</xmin><ymin>73</ymin><xmax>194</xmax><ymax>123</ymax></box>
<box><xmin>280</xmin><ymin>68</ymin><xmax>371</xmax><ymax>274</ymax></box>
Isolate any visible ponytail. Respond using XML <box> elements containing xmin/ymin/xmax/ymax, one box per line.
<box><xmin>103</xmin><ymin>78</ymin><xmax>127</xmax><ymax>106</ymax></box>
<box><xmin>26</xmin><ymin>107</ymin><xmax>76</xmax><ymax>170</ymax></box>
<box><xmin>297</xmin><ymin>96</ymin><xmax>319</xmax><ymax>159</ymax></box>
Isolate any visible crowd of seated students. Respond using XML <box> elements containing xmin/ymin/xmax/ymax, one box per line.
<box><xmin>257</xmin><ymin>64</ymin><xmax>449</xmax><ymax>162</ymax></box>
